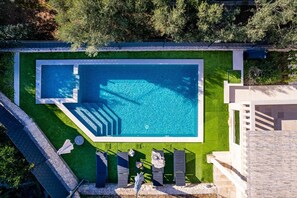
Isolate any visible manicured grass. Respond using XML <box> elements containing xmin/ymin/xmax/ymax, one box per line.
<box><xmin>19</xmin><ymin>51</ymin><xmax>232</xmax><ymax>183</ymax></box>
<box><xmin>0</xmin><ymin>52</ymin><xmax>14</xmax><ymax>100</ymax></box>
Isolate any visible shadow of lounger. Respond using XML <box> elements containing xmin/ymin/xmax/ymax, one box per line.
<box><xmin>96</xmin><ymin>151</ymin><xmax>108</xmax><ymax>188</ymax></box>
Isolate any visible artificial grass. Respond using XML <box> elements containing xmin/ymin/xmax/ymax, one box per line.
<box><xmin>19</xmin><ymin>51</ymin><xmax>232</xmax><ymax>183</ymax></box>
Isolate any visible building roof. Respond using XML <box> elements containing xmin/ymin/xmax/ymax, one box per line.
<box><xmin>0</xmin><ymin>105</ymin><xmax>69</xmax><ymax>198</ymax></box>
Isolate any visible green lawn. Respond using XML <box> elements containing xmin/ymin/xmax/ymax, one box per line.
<box><xmin>19</xmin><ymin>51</ymin><xmax>231</xmax><ymax>183</ymax></box>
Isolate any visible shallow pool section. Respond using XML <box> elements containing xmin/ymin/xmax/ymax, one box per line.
<box><xmin>41</xmin><ymin>65</ymin><xmax>76</xmax><ymax>98</ymax></box>
<box><xmin>36</xmin><ymin>59</ymin><xmax>204</xmax><ymax>142</ymax></box>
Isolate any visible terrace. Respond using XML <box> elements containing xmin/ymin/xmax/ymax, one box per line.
<box><xmin>0</xmin><ymin>50</ymin><xmax>242</xmax><ymax>196</ymax></box>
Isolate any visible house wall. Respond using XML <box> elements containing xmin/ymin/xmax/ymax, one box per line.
<box><xmin>247</xmin><ymin>130</ymin><xmax>297</xmax><ymax>197</ymax></box>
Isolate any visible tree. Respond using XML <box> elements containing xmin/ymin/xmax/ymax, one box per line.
<box><xmin>152</xmin><ymin>0</ymin><xmax>187</xmax><ymax>41</ymax></box>
<box><xmin>0</xmin><ymin>126</ymin><xmax>32</xmax><ymax>188</ymax></box>
<box><xmin>196</xmin><ymin>2</ymin><xmax>245</xmax><ymax>42</ymax></box>
<box><xmin>50</xmin><ymin>0</ymin><xmax>154</xmax><ymax>56</ymax></box>
<box><xmin>0</xmin><ymin>0</ymin><xmax>56</xmax><ymax>41</ymax></box>
<box><xmin>0</xmin><ymin>24</ymin><xmax>33</xmax><ymax>41</ymax></box>
<box><xmin>246</xmin><ymin>0</ymin><xmax>297</xmax><ymax>47</ymax></box>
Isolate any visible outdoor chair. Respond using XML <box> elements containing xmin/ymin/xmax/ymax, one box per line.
<box><xmin>152</xmin><ymin>150</ymin><xmax>164</xmax><ymax>186</ymax></box>
<box><xmin>174</xmin><ymin>150</ymin><xmax>185</xmax><ymax>186</ymax></box>
<box><xmin>95</xmin><ymin>151</ymin><xmax>108</xmax><ymax>188</ymax></box>
<box><xmin>117</xmin><ymin>152</ymin><xmax>129</xmax><ymax>187</ymax></box>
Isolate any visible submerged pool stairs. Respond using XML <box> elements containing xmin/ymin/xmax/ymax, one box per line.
<box><xmin>65</xmin><ymin>103</ymin><xmax>120</xmax><ymax>136</ymax></box>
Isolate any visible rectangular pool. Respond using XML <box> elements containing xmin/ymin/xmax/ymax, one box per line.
<box><xmin>36</xmin><ymin>59</ymin><xmax>204</xmax><ymax>142</ymax></box>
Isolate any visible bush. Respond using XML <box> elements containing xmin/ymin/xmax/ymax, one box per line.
<box><xmin>244</xmin><ymin>51</ymin><xmax>297</xmax><ymax>85</ymax></box>
<box><xmin>0</xmin><ymin>53</ymin><xmax>14</xmax><ymax>100</ymax></box>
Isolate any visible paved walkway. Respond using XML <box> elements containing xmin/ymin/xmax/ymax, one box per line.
<box><xmin>0</xmin><ymin>41</ymin><xmax>271</xmax><ymax>52</ymax></box>
<box><xmin>79</xmin><ymin>183</ymin><xmax>216</xmax><ymax>197</ymax></box>
<box><xmin>0</xmin><ymin>92</ymin><xmax>79</xmax><ymax>196</ymax></box>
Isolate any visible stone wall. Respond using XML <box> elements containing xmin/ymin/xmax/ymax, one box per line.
<box><xmin>247</xmin><ymin>130</ymin><xmax>297</xmax><ymax>198</ymax></box>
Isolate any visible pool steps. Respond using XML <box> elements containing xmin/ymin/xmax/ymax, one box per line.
<box><xmin>65</xmin><ymin>103</ymin><xmax>120</xmax><ymax>136</ymax></box>
<box><xmin>84</xmin><ymin>103</ymin><xmax>111</xmax><ymax>135</ymax></box>
<box><xmin>71</xmin><ymin>108</ymin><xmax>103</xmax><ymax>136</ymax></box>
<box><xmin>79</xmin><ymin>107</ymin><xmax>106</xmax><ymax>135</ymax></box>
<box><xmin>100</xmin><ymin>104</ymin><xmax>120</xmax><ymax>136</ymax></box>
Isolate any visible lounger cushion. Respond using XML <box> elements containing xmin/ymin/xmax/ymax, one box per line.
<box><xmin>152</xmin><ymin>171</ymin><xmax>163</xmax><ymax>186</ymax></box>
<box><xmin>117</xmin><ymin>152</ymin><xmax>129</xmax><ymax>187</ymax></box>
<box><xmin>175</xmin><ymin>171</ymin><xmax>185</xmax><ymax>186</ymax></box>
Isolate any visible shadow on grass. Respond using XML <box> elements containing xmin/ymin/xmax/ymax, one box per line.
<box><xmin>106</xmin><ymin>151</ymin><xmax>117</xmax><ymax>183</ymax></box>
<box><xmin>185</xmin><ymin>149</ymin><xmax>200</xmax><ymax>183</ymax></box>
<box><xmin>163</xmin><ymin>149</ymin><xmax>174</xmax><ymax>183</ymax></box>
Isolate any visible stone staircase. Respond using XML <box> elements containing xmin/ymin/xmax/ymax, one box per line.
<box><xmin>213</xmin><ymin>166</ymin><xmax>236</xmax><ymax>198</ymax></box>
<box><xmin>65</xmin><ymin>103</ymin><xmax>120</xmax><ymax>136</ymax></box>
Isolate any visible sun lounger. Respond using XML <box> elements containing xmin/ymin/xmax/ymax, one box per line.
<box><xmin>117</xmin><ymin>152</ymin><xmax>129</xmax><ymax>187</ymax></box>
<box><xmin>174</xmin><ymin>150</ymin><xmax>185</xmax><ymax>186</ymax></box>
<box><xmin>152</xmin><ymin>150</ymin><xmax>164</xmax><ymax>186</ymax></box>
<box><xmin>96</xmin><ymin>151</ymin><xmax>108</xmax><ymax>188</ymax></box>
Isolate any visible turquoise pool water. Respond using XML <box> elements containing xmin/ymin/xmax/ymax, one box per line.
<box><xmin>41</xmin><ymin>65</ymin><xmax>76</xmax><ymax>98</ymax></box>
<box><xmin>77</xmin><ymin>64</ymin><xmax>198</xmax><ymax>137</ymax></box>
<box><xmin>42</xmin><ymin>63</ymin><xmax>199</xmax><ymax>137</ymax></box>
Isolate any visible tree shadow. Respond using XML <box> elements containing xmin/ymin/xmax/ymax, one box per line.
<box><xmin>106</xmin><ymin>151</ymin><xmax>117</xmax><ymax>183</ymax></box>
<box><xmin>163</xmin><ymin>149</ymin><xmax>174</xmax><ymax>183</ymax></box>
<box><xmin>79</xmin><ymin>64</ymin><xmax>199</xmax><ymax>105</ymax></box>
<box><xmin>185</xmin><ymin>149</ymin><xmax>200</xmax><ymax>183</ymax></box>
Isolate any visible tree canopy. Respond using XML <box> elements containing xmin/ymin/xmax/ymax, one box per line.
<box><xmin>0</xmin><ymin>126</ymin><xmax>32</xmax><ymax>188</ymax></box>
<box><xmin>246</xmin><ymin>0</ymin><xmax>297</xmax><ymax>47</ymax></box>
<box><xmin>50</xmin><ymin>0</ymin><xmax>241</xmax><ymax>52</ymax></box>
<box><xmin>0</xmin><ymin>0</ymin><xmax>295</xmax><ymax>49</ymax></box>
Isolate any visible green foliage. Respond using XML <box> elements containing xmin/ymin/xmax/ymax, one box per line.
<box><xmin>0</xmin><ymin>126</ymin><xmax>32</xmax><ymax>188</ymax></box>
<box><xmin>244</xmin><ymin>51</ymin><xmax>297</xmax><ymax>85</ymax></box>
<box><xmin>0</xmin><ymin>24</ymin><xmax>33</xmax><ymax>41</ymax></box>
<box><xmin>197</xmin><ymin>2</ymin><xmax>224</xmax><ymax>40</ymax></box>
<box><xmin>197</xmin><ymin>3</ymin><xmax>245</xmax><ymax>42</ymax></box>
<box><xmin>50</xmin><ymin>0</ymin><xmax>246</xmax><ymax>53</ymax></box>
<box><xmin>152</xmin><ymin>0</ymin><xmax>187</xmax><ymax>41</ymax></box>
<box><xmin>0</xmin><ymin>0</ymin><xmax>55</xmax><ymax>40</ymax></box>
<box><xmin>228</xmin><ymin>70</ymin><xmax>242</xmax><ymax>84</ymax></box>
<box><xmin>0</xmin><ymin>53</ymin><xmax>14</xmax><ymax>100</ymax></box>
<box><xmin>50</xmin><ymin>0</ymin><xmax>154</xmax><ymax>53</ymax></box>
<box><xmin>247</xmin><ymin>0</ymin><xmax>297</xmax><ymax>47</ymax></box>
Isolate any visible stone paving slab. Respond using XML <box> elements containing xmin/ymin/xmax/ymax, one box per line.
<box><xmin>79</xmin><ymin>183</ymin><xmax>216</xmax><ymax>196</ymax></box>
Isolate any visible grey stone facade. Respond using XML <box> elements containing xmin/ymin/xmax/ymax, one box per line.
<box><xmin>247</xmin><ymin>130</ymin><xmax>297</xmax><ymax>198</ymax></box>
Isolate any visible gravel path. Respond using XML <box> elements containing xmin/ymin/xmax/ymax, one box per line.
<box><xmin>79</xmin><ymin>183</ymin><xmax>216</xmax><ymax>196</ymax></box>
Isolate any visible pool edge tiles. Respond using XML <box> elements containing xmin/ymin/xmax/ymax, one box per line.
<box><xmin>35</xmin><ymin>59</ymin><xmax>204</xmax><ymax>142</ymax></box>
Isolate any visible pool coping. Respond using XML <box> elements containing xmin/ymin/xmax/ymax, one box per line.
<box><xmin>36</xmin><ymin>59</ymin><xmax>204</xmax><ymax>142</ymax></box>
<box><xmin>36</xmin><ymin>62</ymin><xmax>79</xmax><ymax>104</ymax></box>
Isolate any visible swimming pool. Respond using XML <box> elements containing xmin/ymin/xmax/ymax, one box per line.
<box><xmin>41</xmin><ymin>65</ymin><xmax>76</xmax><ymax>98</ymax></box>
<box><xmin>36</xmin><ymin>59</ymin><xmax>204</xmax><ymax>142</ymax></box>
